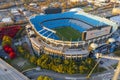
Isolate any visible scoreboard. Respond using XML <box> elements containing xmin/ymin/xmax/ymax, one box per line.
<box><xmin>85</xmin><ymin>26</ymin><xmax>112</xmax><ymax>40</ymax></box>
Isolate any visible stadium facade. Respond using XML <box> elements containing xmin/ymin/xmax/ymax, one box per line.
<box><xmin>27</xmin><ymin>11</ymin><xmax>118</xmax><ymax>59</ymax></box>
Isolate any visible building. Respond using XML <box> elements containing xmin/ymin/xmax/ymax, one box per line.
<box><xmin>110</xmin><ymin>15</ymin><xmax>120</xmax><ymax>26</ymax></box>
<box><xmin>111</xmin><ymin>0</ymin><xmax>120</xmax><ymax>3</ymax></box>
<box><xmin>70</xmin><ymin>0</ymin><xmax>80</xmax><ymax>2</ymax></box>
<box><xmin>69</xmin><ymin>8</ymin><xmax>84</xmax><ymax>12</ymax></box>
<box><xmin>70</xmin><ymin>0</ymin><xmax>86</xmax><ymax>2</ymax></box>
<box><xmin>44</xmin><ymin>7</ymin><xmax>62</xmax><ymax>14</ymax></box>
<box><xmin>0</xmin><ymin>25</ymin><xmax>21</xmax><ymax>39</ymax></box>
<box><xmin>29</xmin><ymin>3</ymin><xmax>37</xmax><ymax>8</ymax></box>
<box><xmin>0</xmin><ymin>58</ymin><xmax>29</xmax><ymax>80</ymax></box>
<box><xmin>28</xmin><ymin>11</ymin><xmax>118</xmax><ymax>59</ymax></box>
<box><xmin>1</xmin><ymin>17</ymin><xmax>13</xmax><ymax>23</ymax></box>
<box><xmin>112</xmin><ymin>8</ymin><xmax>120</xmax><ymax>15</ymax></box>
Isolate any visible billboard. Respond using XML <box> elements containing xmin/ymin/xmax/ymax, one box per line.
<box><xmin>85</xmin><ymin>26</ymin><xmax>111</xmax><ymax>40</ymax></box>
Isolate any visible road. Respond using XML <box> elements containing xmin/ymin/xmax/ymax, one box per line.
<box><xmin>23</xmin><ymin>69</ymin><xmax>87</xmax><ymax>80</ymax></box>
<box><xmin>23</xmin><ymin>68</ymin><xmax>120</xmax><ymax>80</ymax></box>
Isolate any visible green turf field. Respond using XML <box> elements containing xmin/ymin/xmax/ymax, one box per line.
<box><xmin>54</xmin><ymin>27</ymin><xmax>82</xmax><ymax>41</ymax></box>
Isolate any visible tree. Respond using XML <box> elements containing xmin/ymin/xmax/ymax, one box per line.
<box><xmin>44</xmin><ymin>76</ymin><xmax>50</xmax><ymax>80</ymax></box>
<box><xmin>2</xmin><ymin>35</ymin><xmax>12</xmax><ymax>41</ymax></box>
<box><xmin>63</xmin><ymin>65</ymin><xmax>68</xmax><ymax>73</ymax></box>
<box><xmin>48</xmin><ymin>61</ymin><xmax>54</xmax><ymax>70</ymax></box>
<box><xmin>64</xmin><ymin>59</ymin><xmax>69</xmax><ymax>65</ymax></box>
<box><xmin>79</xmin><ymin>65</ymin><xmax>88</xmax><ymax>74</ymax></box>
<box><xmin>41</xmin><ymin>60</ymin><xmax>49</xmax><ymax>69</ymax></box>
<box><xmin>56</xmin><ymin>64</ymin><xmax>64</xmax><ymax>73</ymax></box>
<box><xmin>37</xmin><ymin>76</ymin><xmax>53</xmax><ymax>80</ymax></box>
<box><xmin>2</xmin><ymin>35</ymin><xmax>12</xmax><ymax>47</ymax></box>
<box><xmin>85</xmin><ymin>58</ymin><xmax>92</xmax><ymax>65</ymax></box>
<box><xmin>29</xmin><ymin>56</ymin><xmax>37</xmax><ymax>64</ymax></box>
<box><xmin>53</xmin><ymin>58</ymin><xmax>61</xmax><ymax>65</ymax></box>
<box><xmin>66</xmin><ymin>66</ymin><xmax>72</xmax><ymax>74</ymax></box>
<box><xmin>17</xmin><ymin>45</ymin><xmax>25</xmax><ymax>55</ymax></box>
<box><xmin>37</xmin><ymin>58</ymin><xmax>42</xmax><ymax>66</ymax></box>
<box><xmin>24</xmin><ymin>53</ymin><xmax>30</xmax><ymax>59</ymax></box>
<box><xmin>37</xmin><ymin>76</ymin><xmax>44</xmax><ymax>80</ymax></box>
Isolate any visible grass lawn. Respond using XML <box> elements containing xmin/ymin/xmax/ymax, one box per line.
<box><xmin>54</xmin><ymin>27</ymin><xmax>82</xmax><ymax>41</ymax></box>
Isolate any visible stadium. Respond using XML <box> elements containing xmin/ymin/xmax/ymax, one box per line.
<box><xmin>27</xmin><ymin>11</ymin><xmax>118</xmax><ymax>58</ymax></box>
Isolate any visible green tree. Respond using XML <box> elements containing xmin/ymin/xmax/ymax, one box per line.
<box><xmin>37</xmin><ymin>58</ymin><xmax>42</xmax><ymax>66</ymax></box>
<box><xmin>48</xmin><ymin>61</ymin><xmax>54</xmax><ymax>70</ymax></box>
<box><xmin>29</xmin><ymin>56</ymin><xmax>37</xmax><ymax>64</ymax></box>
<box><xmin>24</xmin><ymin>53</ymin><xmax>30</xmax><ymax>59</ymax></box>
<box><xmin>41</xmin><ymin>60</ymin><xmax>49</xmax><ymax>69</ymax></box>
<box><xmin>37</xmin><ymin>76</ymin><xmax>53</xmax><ymax>80</ymax></box>
<box><xmin>79</xmin><ymin>65</ymin><xmax>88</xmax><ymax>74</ymax></box>
<box><xmin>56</xmin><ymin>64</ymin><xmax>64</xmax><ymax>73</ymax></box>
<box><xmin>64</xmin><ymin>59</ymin><xmax>69</xmax><ymax>65</ymax></box>
<box><xmin>17</xmin><ymin>46</ymin><xmax>24</xmax><ymax>54</ymax></box>
<box><xmin>37</xmin><ymin>76</ymin><xmax>44</xmax><ymax>80</ymax></box>
<box><xmin>85</xmin><ymin>58</ymin><xmax>92</xmax><ymax>64</ymax></box>
<box><xmin>44</xmin><ymin>76</ymin><xmax>50</xmax><ymax>80</ymax></box>
<box><xmin>2</xmin><ymin>35</ymin><xmax>12</xmax><ymax>47</ymax></box>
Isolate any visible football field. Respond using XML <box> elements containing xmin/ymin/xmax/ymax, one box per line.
<box><xmin>54</xmin><ymin>27</ymin><xmax>82</xmax><ymax>41</ymax></box>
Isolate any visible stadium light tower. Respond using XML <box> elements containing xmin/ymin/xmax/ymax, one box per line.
<box><xmin>95</xmin><ymin>53</ymin><xmax>120</xmax><ymax>80</ymax></box>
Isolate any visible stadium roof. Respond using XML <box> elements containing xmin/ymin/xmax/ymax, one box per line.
<box><xmin>0</xmin><ymin>58</ymin><xmax>29</xmax><ymax>80</ymax></box>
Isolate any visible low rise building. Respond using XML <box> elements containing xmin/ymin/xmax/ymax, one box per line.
<box><xmin>110</xmin><ymin>15</ymin><xmax>120</xmax><ymax>26</ymax></box>
<box><xmin>1</xmin><ymin>17</ymin><xmax>13</xmax><ymax>23</ymax></box>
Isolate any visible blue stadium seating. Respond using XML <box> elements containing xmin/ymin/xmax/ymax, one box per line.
<box><xmin>43</xmin><ymin>31</ymin><xmax>51</xmax><ymax>37</ymax></box>
<box><xmin>72</xmin><ymin>14</ymin><xmax>106</xmax><ymax>26</ymax></box>
<box><xmin>39</xmin><ymin>29</ymin><xmax>47</xmax><ymax>34</ymax></box>
<box><xmin>70</xmin><ymin>23</ymin><xmax>85</xmax><ymax>32</ymax></box>
<box><xmin>30</xmin><ymin>12</ymin><xmax>107</xmax><ymax>40</ymax></box>
<box><xmin>42</xmin><ymin>19</ymin><xmax>69</xmax><ymax>29</ymax></box>
<box><xmin>48</xmin><ymin>33</ymin><xmax>59</xmax><ymax>40</ymax></box>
